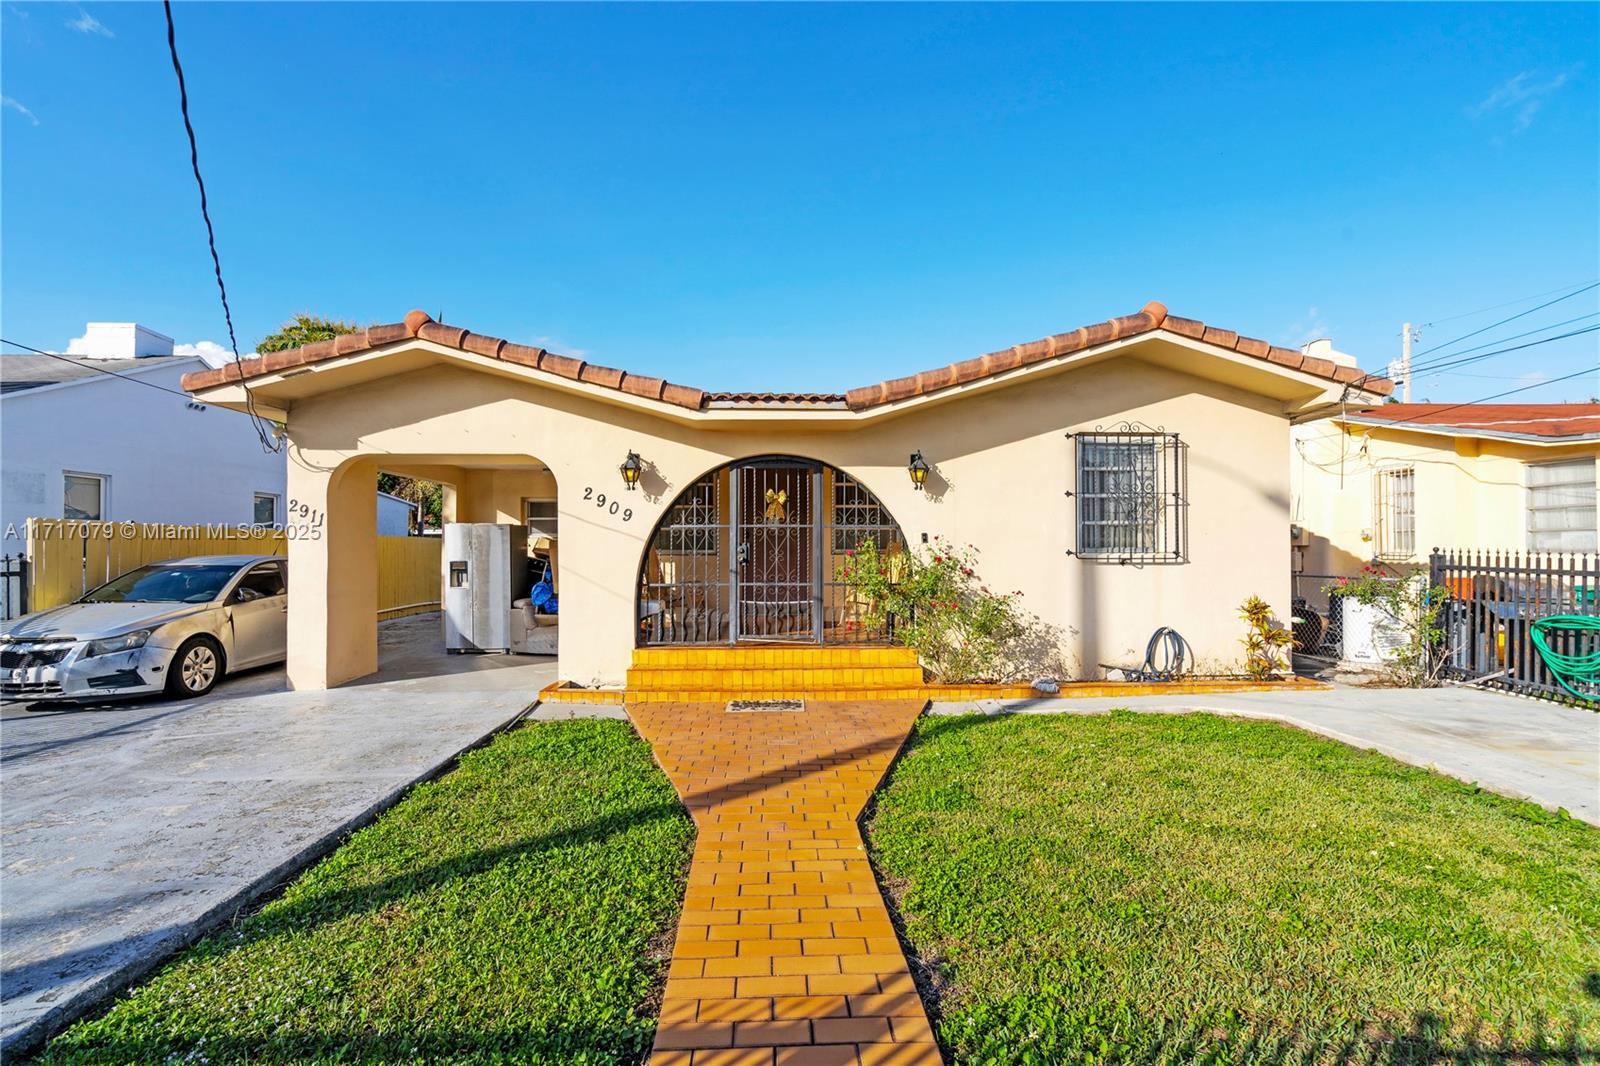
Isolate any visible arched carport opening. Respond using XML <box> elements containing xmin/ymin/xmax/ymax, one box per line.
<box><xmin>303</xmin><ymin>453</ymin><xmax>561</xmax><ymax>687</ymax></box>
<box><xmin>637</xmin><ymin>455</ymin><xmax>906</xmax><ymax>646</ymax></box>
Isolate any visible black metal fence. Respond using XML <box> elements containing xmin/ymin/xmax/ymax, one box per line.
<box><xmin>1</xmin><ymin>554</ymin><xmax>27</xmax><ymax>621</ymax></box>
<box><xmin>1430</xmin><ymin>549</ymin><xmax>1600</xmax><ymax>701</ymax></box>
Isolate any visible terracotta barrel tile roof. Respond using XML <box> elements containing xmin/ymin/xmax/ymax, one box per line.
<box><xmin>1348</xmin><ymin>403</ymin><xmax>1600</xmax><ymax>439</ymax></box>
<box><xmin>705</xmin><ymin>391</ymin><xmax>848</xmax><ymax>406</ymax></box>
<box><xmin>180</xmin><ymin>302</ymin><xmax>1393</xmax><ymax>409</ymax></box>
<box><xmin>181</xmin><ymin>310</ymin><xmax>711</xmax><ymax>411</ymax></box>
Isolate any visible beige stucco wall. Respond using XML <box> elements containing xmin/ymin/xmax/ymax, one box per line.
<box><xmin>283</xmin><ymin>354</ymin><xmax>1294</xmax><ymax>689</ymax></box>
<box><xmin>1291</xmin><ymin>419</ymin><xmax>1600</xmax><ymax>573</ymax></box>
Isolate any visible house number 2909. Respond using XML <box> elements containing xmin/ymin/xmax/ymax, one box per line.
<box><xmin>582</xmin><ymin>487</ymin><xmax>633</xmax><ymax>522</ymax></box>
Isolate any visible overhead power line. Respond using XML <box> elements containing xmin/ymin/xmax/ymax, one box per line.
<box><xmin>1407</xmin><ymin>311</ymin><xmax>1598</xmax><ymax>374</ymax></box>
<box><xmin>1410</xmin><ymin>282</ymin><xmax>1599</xmax><ymax>362</ymax></box>
<box><xmin>1340</xmin><ymin>316</ymin><xmax>1594</xmax><ymax>407</ymax></box>
<box><xmin>0</xmin><ymin>338</ymin><xmax>246</xmax><ymax>410</ymax></box>
<box><xmin>163</xmin><ymin>0</ymin><xmax>280</xmax><ymax>453</ymax></box>
<box><xmin>1420</xmin><ymin>280</ymin><xmax>1600</xmax><ymax>328</ymax></box>
<box><xmin>1373</xmin><ymin>365</ymin><xmax>1597</xmax><ymax>428</ymax></box>
<box><xmin>1413</xmin><ymin>323</ymin><xmax>1600</xmax><ymax>381</ymax></box>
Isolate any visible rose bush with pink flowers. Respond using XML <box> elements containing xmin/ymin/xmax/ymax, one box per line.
<box><xmin>836</xmin><ymin>536</ymin><xmax>1024</xmax><ymax>683</ymax></box>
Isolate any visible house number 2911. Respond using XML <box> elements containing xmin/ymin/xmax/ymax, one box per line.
<box><xmin>582</xmin><ymin>487</ymin><xmax>633</xmax><ymax>522</ymax></box>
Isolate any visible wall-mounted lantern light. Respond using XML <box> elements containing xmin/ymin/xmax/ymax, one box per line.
<box><xmin>620</xmin><ymin>450</ymin><xmax>643</xmax><ymax>491</ymax></box>
<box><xmin>908</xmin><ymin>451</ymin><xmax>930</xmax><ymax>489</ymax></box>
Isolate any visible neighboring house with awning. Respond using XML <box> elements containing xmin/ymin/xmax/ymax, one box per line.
<box><xmin>1291</xmin><ymin>402</ymin><xmax>1600</xmax><ymax>574</ymax></box>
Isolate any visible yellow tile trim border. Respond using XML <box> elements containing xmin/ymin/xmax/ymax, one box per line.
<box><xmin>540</xmin><ymin>675</ymin><xmax>1332</xmax><ymax>705</ymax></box>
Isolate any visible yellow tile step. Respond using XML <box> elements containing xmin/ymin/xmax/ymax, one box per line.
<box><xmin>630</xmin><ymin>646</ymin><xmax>919</xmax><ymax>668</ymax></box>
<box><xmin>625</xmin><ymin>688</ymin><xmax>933</xmax><ymax>703</ymax></box>
<box><xmin>625</xmin><ymin>668</ymin><xmax>926</xmax><ymax>690</ymax></box>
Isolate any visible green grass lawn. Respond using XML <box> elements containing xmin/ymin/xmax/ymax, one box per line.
<box><xmin>864</xmin><ymin>711</ymin><xmax>1600</xmax><ymax>1065</ymax></box>
<box><xmin>35</xmin><ymin>719</ymin><xmax>695</xmax><ymax>1066</ymax></box>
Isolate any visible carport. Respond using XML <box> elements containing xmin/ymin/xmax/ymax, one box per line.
<box><xmin>311</xmin><ymin>452</ymin><xmax>560</xmax><ymax>686</ymax></box>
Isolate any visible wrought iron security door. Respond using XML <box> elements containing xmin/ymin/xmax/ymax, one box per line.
<box><xmin>638</xmin><ymin>458</ymin><xmax>905</xmax><ymax>646</ymax></box>
<box><xmin>735</xmin><ymin>460</ymin><xmax>821</xmax><ymax>642</ymax></box>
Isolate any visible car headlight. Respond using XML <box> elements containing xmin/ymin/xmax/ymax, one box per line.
<box><xmin>83</xmin><ymin>629</ymin><xmax>155</xmax><ymax>659</ymax></box>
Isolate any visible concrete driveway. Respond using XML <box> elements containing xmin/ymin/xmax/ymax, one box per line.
<box><xmin>930</xmin><ymin>685</ymin><xmax>1600</xmax><ymax>825</ymax></box>
<box><xmin>0</xmin><ymin>614</ymin><xmax>557</xmax><ymax>1054</ymax></box>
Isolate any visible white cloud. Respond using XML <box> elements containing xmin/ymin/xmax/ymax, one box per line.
<box><xmin>174</xmin><ymin>341</ymin><xmax>252</xmax><ymax>369</ymax></box>
<box><xmin>531</xmin><ymin>335</ymin><xmax>589</xmax><ymax>359</ymax></box>
<box><xmin>66</xmin><ymin>8</ymin><xmax>112</xmax><ymax>37</ymax></box>
<box><xmin>1469</xmin><ymin>66</ymin><xmax>1581</xmax><ymax>132</ymax></box>
<box><xmin>63</xmin><ymin>332</ymin><xmax>254</xmax><ymax>368</ymax></box>
<box><xmin>1284</xmin><ymin>306</ymin><xmax>1332</xmax><ymax>348</ymax></box>
<box><xmin>1</xmin><ymin>95</ymin><xmax>38</xmax><ymax>126</ymax></box>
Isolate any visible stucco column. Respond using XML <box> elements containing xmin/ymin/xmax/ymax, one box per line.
<box><xmin>285</xmin><ymin>452</ymin><xmax>378</xmax><ymax>689</ymax></box>
<box><xmin>552</xmin><ymin>471</ymin><xmax>643</xmax><ymax>687</ymax></box>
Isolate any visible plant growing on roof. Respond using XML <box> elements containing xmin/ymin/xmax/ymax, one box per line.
<box><xmin>837</xmin><ymin>537</ymin><xmax>1024</xmax><ymax>683</ymax></box>
<box><xmin>1239</xmin><ymin>596</ymin><xmax>1292</xmax><ymax>679</ymax></box>
<box><xmin>255</xmin><ymin>313</ymin><xmax>359</xmax><ymax>354</ymax></box>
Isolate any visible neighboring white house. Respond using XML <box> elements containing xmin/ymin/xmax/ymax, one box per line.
<box><xmin>376</xmin><ymin>490</ymin><xmax>419</xmax><ymax>536</ymax></box>
<box><xmin>0</xmin><ymin>323</ymin><xmax>289</xmax><ymax>550</ymax></box>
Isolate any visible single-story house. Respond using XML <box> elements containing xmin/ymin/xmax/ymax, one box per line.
<box><xmin>1292</xmin><ymin>402</ymin><xmax>1599</xmax><ymax>573</ymax></box>
<box><xmin>182</xmin><ymin>301</ymin><xmax>1392</xmax><ymax>690</ymax></box>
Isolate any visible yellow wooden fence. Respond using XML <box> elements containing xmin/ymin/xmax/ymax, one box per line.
<box><xmin>24</xmin><ymin>520</ymin><xmax>441</xmax><ymax>618</ymax></box>
<box><xmin>376</xmin><ymin>536</ymin><xmax>445</xmax><ymax>619</ymax></box>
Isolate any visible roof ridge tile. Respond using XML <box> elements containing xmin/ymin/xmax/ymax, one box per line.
<box><xmin>179</xmin><ymin>300</ymin><xmax>1392</xmax><ymax>410</ymax></box>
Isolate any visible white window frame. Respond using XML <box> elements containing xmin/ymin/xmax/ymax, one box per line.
<box><xmin>525</xmin><ymin>499</ymin><xmax>558</xmax><ymax>542</ymax></box>
<box><xmin>63</xmin><ymin>471</ymin><xmax>108</xmax><ymax>522</ymax></box>
<box><xmin>1372</xmin><ymin>465</ymin><xmax>1416</xmax><ymax>562</ymax></box>
<box><xmin>253</xmin><ymin>492</ymin><xmax>280</xmax><ymax>527</ymax></box>
<box><xmin>1526</xmin><ymin>458</ymin><xmax>1597</xmax><ymax>553</ymax></box>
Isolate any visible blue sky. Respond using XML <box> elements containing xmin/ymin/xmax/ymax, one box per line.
<box><xmin>4</xmin><ymin>2</ymin><xmax>1596</xmax><ymax>400</ymax></box>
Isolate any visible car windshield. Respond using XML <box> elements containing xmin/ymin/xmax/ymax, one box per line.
<box><xmin>79</xmin><ymin>564</ymin><xmax>241</xmax><ymax>604</ymax></box>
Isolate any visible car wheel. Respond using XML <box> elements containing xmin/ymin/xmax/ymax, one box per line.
<box><xmin>166</xmin><ymin>636</ymin><xmax>223</xmax><ymax>698</ymax></box>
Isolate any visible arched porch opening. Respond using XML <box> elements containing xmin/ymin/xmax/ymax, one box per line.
<box><xmin>289</xmin><ymin>452</ymin><xmax>560</xmax><ymax>689</ymax></box>
<box><xmin>637</xmin><ymin>455</ymin><xmax>906</xmax><ymax>646</ymax></box>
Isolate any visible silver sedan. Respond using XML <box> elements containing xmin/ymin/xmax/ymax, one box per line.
<box><xmin>0</xmin><ymin>555</ymin><xmax>287</xmax><ymax>703</ymax></box>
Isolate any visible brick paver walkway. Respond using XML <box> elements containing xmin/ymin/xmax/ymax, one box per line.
<box><xmin>631</xmin><ymin>699</ymin><xmax>941</xmax><ymax>1066</ymax></box>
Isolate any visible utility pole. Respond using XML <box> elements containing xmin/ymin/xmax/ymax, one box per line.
<box><xmin>1400</xmin><ymin>322</ymin><xmax>1413</xmax><ymax>403</ymax></box>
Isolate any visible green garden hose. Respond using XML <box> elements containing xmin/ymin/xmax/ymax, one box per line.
<box><xmin>1529</xmin><ymin>615</ymin><xmax>1600</xmax><ymax>700</ymax></box>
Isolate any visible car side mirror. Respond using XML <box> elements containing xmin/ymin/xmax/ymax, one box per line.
<box><xmin>233</xmin><ymin>586</ymin><xmax>262</xmax><ymax>604</ymax></box>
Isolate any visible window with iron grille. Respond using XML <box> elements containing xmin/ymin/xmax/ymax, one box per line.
<box><xmin>1527</xmin><ymin>459</ymin><xmax>1597</xmax><ymax>552</ymax></box>
<box><xmin>831</xmin><ymin>471</ymin><xmax>896</xmax><ymax>551</ymax></box>
<box><xmin>1373</xmin><ymin>467</ymin><xmax>1416</xmax><ymax>560</ymax></box>
<box><xmin>658</xmin><ymin>473</ymin><xmax>720</xmax><ymax>553</ymax></box>
<box><xmin>1073</xmin><ymin>430</ymin><xmax>1187</xmax><ymax>563</ymax></box>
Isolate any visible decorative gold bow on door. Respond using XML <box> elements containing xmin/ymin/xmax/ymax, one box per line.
<box><xmin>763</xmin><ymin>488</ymin><xmax>788</xmax><ymax>522</ymax></box>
